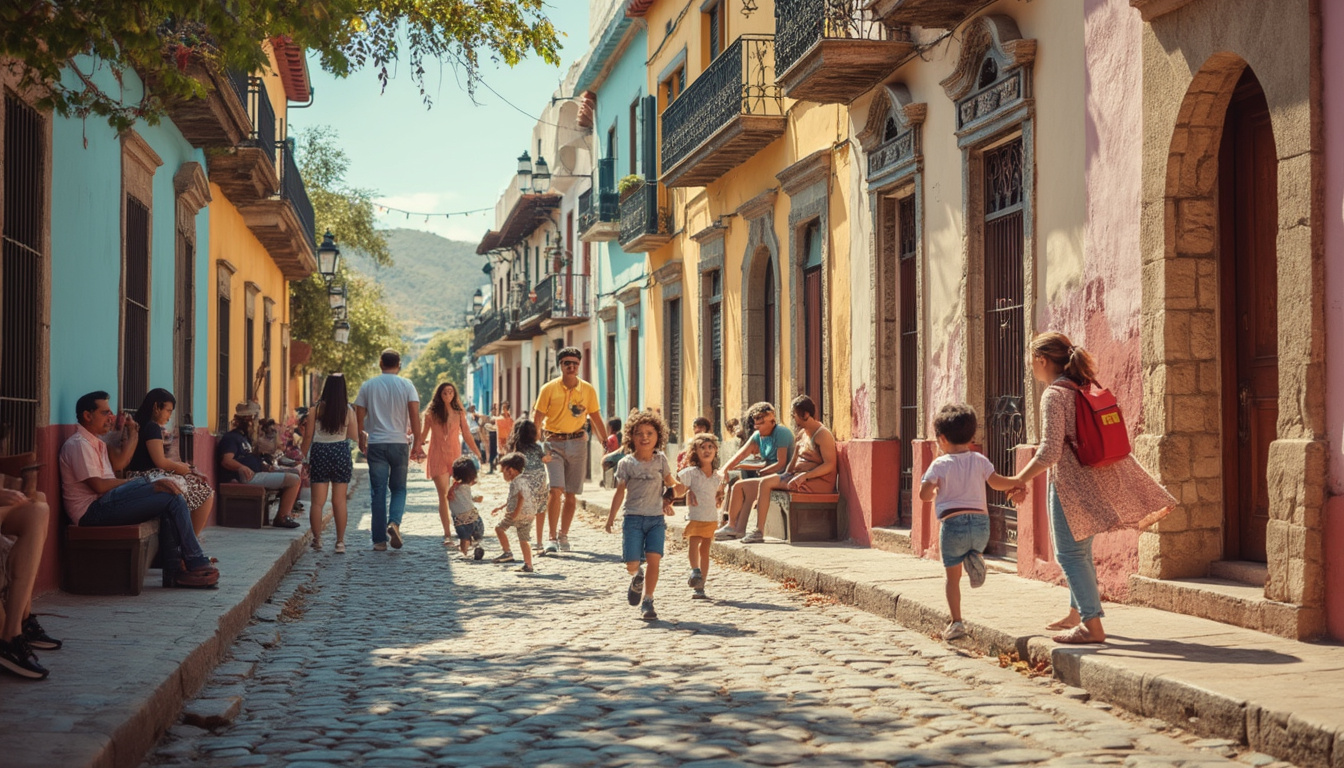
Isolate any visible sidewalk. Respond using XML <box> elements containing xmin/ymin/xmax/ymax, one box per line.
<box><xmin>576</xmin><ymin>480</ymin><xmax>1344</xmax><ymax>768</ymax></box>
<box><xmin>0</xmin><ymin>471</ymin><xmax>352</xmax><ymax>768</ymax></box>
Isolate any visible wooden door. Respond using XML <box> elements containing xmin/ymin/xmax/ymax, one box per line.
<box><xmin>1219</xmin><ymin>70</ymin><xmax>1277</xmax><ymax>563</ymax></box>
<box><xmin>804</xmin><ymin>266</ymin><xmax>823</xmax><ymax>418</ymax></box>
<box><xmin>898</xmin><ymin>195</ymin><xmax>918</xmax><ymax>528</ymax></box>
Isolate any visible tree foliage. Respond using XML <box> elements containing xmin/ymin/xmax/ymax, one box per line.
<box><xmin>298</xmin><ymin>125</ymin><xmax>391</xmax><ymax>267</ymax></box>
<box><xmin>404</xmin><ymin>329</ymin><xmax>471</xmax><ymax>406</ymax></box>
<box><xmin>290</xmin><ymin>125</ymin><xmax>400</xmax><ymax>390</ymax></box>
<box><xmin>1</xmin><ymin>0</ymin><xmax>561</xmax><ymax>131</ymax></box>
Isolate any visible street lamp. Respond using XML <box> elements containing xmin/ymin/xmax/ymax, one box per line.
<box><xmin>328</xmin><ymin>282</ymin><xmax>347</xmax><ymax>314</ymax></box>
<box><xmin>472</xmin><ymin>288</ymin><xmax>484</xmax><ymax>314</ymax></box>
<box><xmin>333</xmin><ymin>319</ymin><xmax>351</xmax><ymax>344</ymax></box>
<box><xmin>532</xmin><ymin>155</ymin><xmax>551</xmax><ymax>194</ymax></box>
<box><xmin>317</xmin><ymin>231</ymin><xmax>341</xmax><ymax>281</ymax></box>
<box><xmin>516</xmin><ymin>151</ymin><xmax>532</xmax><ymax>193</ymax></box>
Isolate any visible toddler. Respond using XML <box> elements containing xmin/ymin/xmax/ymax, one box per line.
<box><xmin>604</xmin><ymin>410</ymin><xmax>675</xmax><ymax>621</ymax></box>
<box><xmin>447</xmin><ymin>456</ymin><xmax>486</xmax><ymax>560</ymax></box>
<box><xmin>676</xmin><ymin>433</ymin><xmax>724</xmax><ymax>599</ymax></box>
<box><xmin>505</xmin><ymin>418</ymin><xmax>552</xmax><ymax>552</ymax></box>
<box><xmin>491</xmin><ymin>452</ymin><xmax>538</xmax><ymax>573</ymax></box>
<box><xmin>919</xmin><ymin>403</ymin><xmax>1024</xmax><ymax>641</ymax></box>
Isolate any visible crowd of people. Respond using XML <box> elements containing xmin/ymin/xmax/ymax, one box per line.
<box><xmin>0</xmin><ymin>330</ymin><xmax>1174</xmax><ymax>681</ymax></box>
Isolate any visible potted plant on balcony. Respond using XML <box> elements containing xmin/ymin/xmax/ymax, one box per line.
<box><xmin>617</xmin><ymin>174</ymin><xmax>643</xmax><ymax>199</ymax></box>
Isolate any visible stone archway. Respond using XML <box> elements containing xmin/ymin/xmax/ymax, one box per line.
<box><xmin>1136</xmin><ymin>50</ymin><xmax>1327</xmax><ymax>635</ymax></box>
<box><xmin>742</xmin><ymin>244</ymin><xmax>779</xmax><ymax>409</ymax></box>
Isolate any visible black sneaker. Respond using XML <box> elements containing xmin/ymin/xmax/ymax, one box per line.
<box><xmin>271</xmin><ymin>517</ymin><xmax>300</xmax><ymax>529</ymax></box>
<box><xmin>474</xmin><ymin>545</ymin><xmax>486</xmax><ymax>561</ymax></box>
<box><xmin>627</xmin><ymin>570</ymin><xmax>645</xmax><ymax>606</ymax></box>
<box><xmin>640</xmin><ymin>598</ymin><xmax>657</xmax><ymax>621</ymax></box>
<box><xmin>0</xmin><ymin>636</ymin><xmax>49</xmax><ymax>680</ymax></box>
<box><xmin>22</xmin><ymin>616</ymin><xmax>61</xmax><ymax>651</ymax></box>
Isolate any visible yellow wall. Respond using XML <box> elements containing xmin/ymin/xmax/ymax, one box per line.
<box><xmin>206</xmin><ymin>190</ymin><xmax>291</xmax><ymax>432</ymax></box>
<box><xmin>640</xmin><ymin>0</ymin><xmax>855</xmax><ymax>439</ymax></box>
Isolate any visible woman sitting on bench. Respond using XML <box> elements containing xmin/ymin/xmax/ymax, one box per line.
<box><xmin>737</xmin><ymin>394</ymin><xmax>837</xmax><ymax>544</ymax></box>
<box><xmin>120</xmin><ymin>388</ymin><xmax>215</xmax><ymax>536</ymax></box>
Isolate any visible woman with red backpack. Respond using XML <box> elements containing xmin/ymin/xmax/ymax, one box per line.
<box><xmin>1007</xmin><ymin>332</ymin><xmax>1175</xmax><ymax>645</ymax></box>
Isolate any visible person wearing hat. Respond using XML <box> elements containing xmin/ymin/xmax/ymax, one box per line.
<box><xmin>218</xmin><ymin>401</ymin><xmax>302</xmax><ymax>528</ymax></box>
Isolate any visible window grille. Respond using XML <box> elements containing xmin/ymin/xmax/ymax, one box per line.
<box><xmin>122</xmin><ymin>196</ymin><xmax>151</xmax><ymax>410</ymax></box>
<box><xmin>244</xmin><ymin>314</ymin><xmax>255</xmax><ymax>400</ymax></box>
<box><xmin>606</xmin><ymin>334</ymin><xmax>617</xmax><ymax>418</ymax></box>
<box><xmin>628</xmin><ymin>325</ymin><xmax>640</xmax><ymax>412</ymax></box>
<box><xmin>666</xmin><ymin>298</ymin><xmax>682</xmax><ymax>443</ymax></box>
<box><xmin>176</xmin><ymin>233</ymin><xmax>195</xmax><ymax>425</ymax></box>
<box><xmin>763</xmin><ymin>256</ymin><xmax>776</xmax><ymax>405</ymax></box>
<box><xmin>705</xmin><ymin>270</ymin><xmax>723</xmax><ymax>433</ymax></box>
<box><xmin>982</xmin><ymin>138</ymin><xmax>1025</xmax><ymax>560</ymax></box>
<box><xmin>709</xmin><ymin>3</ymin><xmax>722</xmax><ymax>60</ymax></box>
<box><xmin>1</xmin><ymin>95</ymin><xmax>44</xmax><ymax>452</ymax></box>
<box><xmin>217</xmin><ymin>294</ymin><xmax>230</xmax><ymax>429</ymax></box>
<box><xmin>263</xmin><ymin>314</ymin><xmax>273</xmax><ymax>417</ymax></box>
<box><xmin>898</xmin><ymin>195</ymin><xmax>918</xmax><ymax>527</ymax></box>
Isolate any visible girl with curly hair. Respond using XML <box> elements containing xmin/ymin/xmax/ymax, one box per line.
<box><xmin>675</xmin><ymin>433</ymin><xmax>724</xmax><ymax>599</ymax></box>
<box><xmin>604</xmin><ymin>410</ymin><xmax>675</xmax><ymax>621</ymax></box>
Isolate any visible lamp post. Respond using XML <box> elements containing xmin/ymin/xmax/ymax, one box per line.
<box><xmin>516</xmin><ymin>151</ymin><xmax>532</xmax><ymax>193</ymax></box>
<box><xmin>317</xmin><ymin>231</ymin><xmax>340</xmax><ymax>281</ymax></box>
<box><xmin>333</xmin><ymin>319</ymin><xmax>351</xmax><ymax>344</ymax></box>
<box><xmin>472</xmin><ymin>288</ymin><xmax>484</xmax><ymax>314</ymax></box>
<box><xmin>328</xmin><ymin>282</ymin><xmax>347</xmax><ymax>315</ymax></box>
<box><xmin>516</xmin><ymin>148</ymin><xmax>552</xmax><ymax>194</ymax></box>
<box><xmin>532</xmin><ymin>155</ymin><xmax>551</xmax><ymax>194</ymax></box>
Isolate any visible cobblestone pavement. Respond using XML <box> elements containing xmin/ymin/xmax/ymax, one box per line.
<box><xmin>144</xmin><ymin>468</ymin><xmax>1296</xmax><ymax>768</ymax></box>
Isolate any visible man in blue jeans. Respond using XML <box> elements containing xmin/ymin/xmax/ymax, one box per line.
<box><xmin>354</xmin><ymin>350</ymin><xmax>424</xmax><ymax>551</ymax></box>
<box><xmin>59</xmin><ymin>391</ymin><xmax>218</xmax><ymax>588</ymax></box>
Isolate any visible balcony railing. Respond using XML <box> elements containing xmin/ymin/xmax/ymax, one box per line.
<box><xmin>660</xmin><ymin>35</ymin><xmax>785</xmax><ymax>186</ymax></box>
<box><xmin>775</xmin><ymin>0</ymin><xmax>912</xmax><ymax>103</ymax></box>
<box><xmin>244</xmin><ymin>78</ymin><xmax>277</xmax><ymax>166</ymax></box>
<box><xmin>520</xmin><ymin>273</ymin><xmax>592</xmax><ymax>327</ymax></box>
<box><xmin>618</xmin><ymin>180</ymin><xmax>671</xmax><ymax>252</ymax></box>
<box><xmin>471</xmin><ymin>309</ymin><xmax>508</xmax><ymax>354</ymax></box>
<box><xmin>279</xmin><ymin>139</ymin><xmax>316</xmax><ymax>250</ymax></box>
<box><xmin>579</xmin><ymin>158</ymin><xmax>620</xmax><ymax>239</ymax></box>
<box><xmin>776</xmin><ymin>0</ymin><xmax>893</xmax><ymax>75</ymax></box>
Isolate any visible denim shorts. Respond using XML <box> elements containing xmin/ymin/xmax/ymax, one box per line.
<box><xmin>622</xmin><ymin>515</ymin><xmax>666</xmax><ymax>562</ymax></box>
<box><xmin>939</xmin><ymin>513</ymin><xmax>990</xmax><ymax>568</ymax></box>
<box><xmin>454</xmin><ymin>517</ymin><xmax>485</xmax><ymax>543</ymax></box>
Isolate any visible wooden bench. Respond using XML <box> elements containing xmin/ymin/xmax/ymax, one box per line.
<box><xmin>217</xmin><ymin>483</ymin><xmax>271</xmax><ymax>528</ymax></box>
<box><xmin>64</xmin><ymin>519</ymin><xmax>159</xmax><ymax>596</ymax></box>
<box><xmin>764</xmin><ymin>490</ymin><xmax>842</xmax><ymax>543</ymax></box>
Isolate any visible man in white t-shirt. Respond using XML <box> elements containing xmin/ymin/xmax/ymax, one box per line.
<box><xmin>353</xmin><ymin>349</ymin><xmax>424</xmax><ymax>551</ymax></box>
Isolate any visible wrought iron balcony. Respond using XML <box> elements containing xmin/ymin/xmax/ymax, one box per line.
<box><xmin>660</xmin><ymin>35</ymin><xmax>786</xmax><ymax>188</ymax></box>
<box><xmin>208</xmin><ymin>74</ymin><xmax>279</xmax><ymax>203</ymax></box>
<box><xmin>280</xmin><ymin>140</ymin><xmax>316</xmax><ymax>252</ymax></box>
<box><xmin>618</xmin><ymin>179</ymin><xmax>672</xmax><ymax>253</ymax></box>
<box><xmin>233</xmin><ymin>138</ymin><xmax>317</xmax><ymax>280</ymax></box>
<box><xmin>579</xmin><ymin>158</ymin><xmax>620</xmax><ymax>242</ymax></box>
<box><xmin>518</xmin><ymin>273</ymin><xmax>592</xmax><ymax>329</ymax></box>
<box><xmin>775</xmin><ymin>0</ymin><xmax>915</xmax><ymax>103</ymax></box>
<box><xmin>470</xmin><ymin>309</ymin><xmax>509</xmax><ymax>354</ymax></box>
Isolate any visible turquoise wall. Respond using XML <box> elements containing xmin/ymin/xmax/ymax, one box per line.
<box><xmin>49</xmin><ymin>57</ymin><xmax>210</xmax><ymax>423</ymax></box>
<box><xmin>593</xmin><ymin>27</ymin><xmax>649</xmax><ymax>418</ymax></box>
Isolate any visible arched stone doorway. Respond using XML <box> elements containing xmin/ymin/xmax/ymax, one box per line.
<box><xmin>1136</xmin><ymin>49</ymin><xmax>1326</xmax><ymax>635</ymax></box>
<box><xmin>743</xmin><ymin>244</ymin><xmax>780</xmax><ymax>409</ymax></box>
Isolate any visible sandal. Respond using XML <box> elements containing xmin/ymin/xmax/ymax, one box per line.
<box><xmin>1053</xmin><ymin>625</ymin><xmax>1103</xmax><ymax>644</ymax></box>
<box><xmin>334</xmin><ymin>542</ymin><xmax>346</xmax><ymax>554</ymax></box>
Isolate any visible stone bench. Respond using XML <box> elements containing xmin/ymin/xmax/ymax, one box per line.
<box><xmin>764</xmin><ymin>490</ymin><xmax>842</xmax><ymax>543</ymax></box>
<box><xmin>64</xmin><ymin>519</ymin><xmax>160</xmax><ymax>596</ymax></box>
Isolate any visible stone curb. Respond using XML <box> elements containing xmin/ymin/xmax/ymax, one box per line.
<box><xmin>575</xmin><ymin>497</ymin><xmax>1341</xmax><ymax>768</ymax></box>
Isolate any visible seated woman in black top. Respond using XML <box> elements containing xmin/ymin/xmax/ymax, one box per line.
<box><xmin>120</xmin><ymin>388</ymin><xmax>216</xmax><ymax>536</ymax></box>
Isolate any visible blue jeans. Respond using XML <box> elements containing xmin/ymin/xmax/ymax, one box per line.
<box><xmin>1048</xmin><ymin>483</ymin><xmax>1104</xmax><ymax>622</ymax></box>
<box><xmin>367</xmin><ymin>443</ymin><xmax>410</xmax><ymax>543</ymax></box>
<box><xmin>81</xmin><ymin>478</ymin><xmax>209</xmax><ymax>570</ymax></box>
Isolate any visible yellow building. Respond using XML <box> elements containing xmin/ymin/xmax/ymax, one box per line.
<box><xmin>625</xmin><ymin>0</ymin><xmax>855</xmax><ymax>444</ymax></box>
<box><xmin>204</xmin><ymin>39</ymin><xmax>317</xmax><ymax>435</ymax></box>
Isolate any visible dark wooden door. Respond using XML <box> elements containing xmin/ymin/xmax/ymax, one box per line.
<box><xmin>667</xmin><ymin>298</ymin><xmax>683</xmax><ymax>442</ymax></box>
<box><xmin>982</xmin><ymin>138</ymin><xmax>1025</xmax><ymax>561</ymax></box>
<box><xmin>1219</xmin><ymin>70</ymin><xmax>1277</xmax><ymax>563</ymax></box>
<box><xmin>629</xmin><ymin>327</ymin><xmax>640</xmax><ymax>411</ymax></box>
<box><xmin>763</xmin><ymin>256</ymin><xmax>776</xmax><ymax>406</ymax></box>
<box><xmin>804</xmin><ymin>266</ymin><xmax>823</xmax><ymax>419</ymax></box>
<box><xmin>898</xmin><ymin>195</ymin><xmax>918</xmax><ymax>528</ymax></box>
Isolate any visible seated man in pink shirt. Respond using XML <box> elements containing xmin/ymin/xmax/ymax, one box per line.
<box><xmin>60</xmin><ymin>391</ymin><xmax>218</xmax><ymax>588</ymax></box>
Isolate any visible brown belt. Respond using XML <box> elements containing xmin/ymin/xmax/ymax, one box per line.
<box><xmin>545</xmin><ymin>430</ymin><xmax>585</xmax><ymax>441</ymax></box>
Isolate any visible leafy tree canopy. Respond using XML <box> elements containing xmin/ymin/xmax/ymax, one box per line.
<box><xmin>404</xmin><ymin>329</ymin><xmax>470</xmax><ymax>406</ymax></box>
<box><xmin>290</xmin><ymin>125</ymin><xmax>399</xmax><ymax>390</ymax></box>
<box><xmin>1</xmin><ymin>0</ymin><xmax>561</xmax><ymax>131</ymax></box>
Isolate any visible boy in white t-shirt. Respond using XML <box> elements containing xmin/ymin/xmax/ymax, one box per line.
<box><xmin>675</xmin><ymin>433</ymin><xmax>725</xmax><ymax>599</ymax></box>
<box><xmin>919</xmin><ymin>404</ymin><xmax>1025</xmax><ymax>642</ymax></box>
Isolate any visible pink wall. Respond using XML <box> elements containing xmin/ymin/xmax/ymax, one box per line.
<box><xmin>1323</xmin><ymin>0</ymin><xmax>1344</xmax><ymax>641</ymax></box>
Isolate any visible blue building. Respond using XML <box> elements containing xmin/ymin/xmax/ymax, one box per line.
<box><xmin>575</xmin><ymin>1</ymin><xmax>652</xmax><ymax>422</ymax></box>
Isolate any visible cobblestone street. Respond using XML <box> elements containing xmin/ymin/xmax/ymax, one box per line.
<box><xmin>143</xmin><ymin>469</ymin><xmax>1295</xmax><ymax>768</ymax></box>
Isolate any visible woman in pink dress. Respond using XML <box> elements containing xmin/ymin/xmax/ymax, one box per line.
<box><xmin>421</xmin><ymin>381</ymin><xmax>483</xmax><ymax>544</ymax></box>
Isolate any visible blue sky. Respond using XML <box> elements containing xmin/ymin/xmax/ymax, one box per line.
<box><xmin>289</xmin><ymin>3</ymin><xmax>590</xmax><ymax>245</ymax></box>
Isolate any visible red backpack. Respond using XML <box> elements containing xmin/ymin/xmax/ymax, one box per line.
<box><xmin>1053</xmin><ymin>380</ymin><xmax>1131</xmax><ymax>468</ymax></box>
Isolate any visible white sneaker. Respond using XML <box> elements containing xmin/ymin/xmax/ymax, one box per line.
<box><xmin>942</xmin><ymin>621</ymin><xmax>967</xmax><ymax>641</ymax></box>
<box><xmin>965</xmin><ymin>551</ymin><xmax>987</xmax><ymax>588</ymax></box>
<box><xmin>740</xmin><ymin>529</ymin><xmax>765</xmax><ymax>544</ymax></box>
<box><xmin>714</xmin><ymin>525</ymin><xmax>740</xmax><ymax>541</ymax></box>
<box><xmin>545</xmin><ymin>540</ymin><xmax>559</xmax><ymax>555</ymax></box>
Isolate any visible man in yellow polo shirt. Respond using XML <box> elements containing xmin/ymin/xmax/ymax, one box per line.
<box><xmin>533</xmin><ymin>346</ymin><xmax>609</xmax><ymax>554</ymax></box>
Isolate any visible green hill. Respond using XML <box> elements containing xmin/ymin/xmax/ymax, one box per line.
<box><xmin>344</xmin><ymin>228</ymin><xmax>487</xmax><ymax>334</ymax></box>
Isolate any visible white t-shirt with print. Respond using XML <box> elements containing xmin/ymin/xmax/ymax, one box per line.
<box><xmin>678</xmin><ymin>466</ymin><xmax>724</xmax><ymax>523</ymax></box>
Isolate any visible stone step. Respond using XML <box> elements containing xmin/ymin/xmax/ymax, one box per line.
<box><xmin>1209</xmin><ymin>559</ymin><xmax>1268</xmax><ymax>587</ymax></box>
<box><xmin>1127</xmin><ymin>574</ymin><xmax>1311</xmax><ymax>639</ymax></box>
<box><xmin>870</xmin><ymin>526</ymin><xmax>912</xmax><ymax>555</ymax></box>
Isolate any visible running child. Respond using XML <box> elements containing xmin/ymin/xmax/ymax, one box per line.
<box><xmin>918</xmin><ymin>404</ymin><xmax>1025</xmax><ymax>641</ymax></box>
<box><xmin>447</xmin><ymin>456</ymin><xmax>486</xmax><ymax>560</ymax></box>
<box><xmin>676</xmin><ymin>433</ymin><xmax>724</xmax><ymax>600</ymax></box>
<box><xmin>490</xmin><ymin>452</ymin><xmax>538</xmax><ymax>573</ymax></box>
<box><xmin>604</xmin><ymin>410</ymin><xmax>675</xmax><ymax>621</ymax></box>
<box><xmin>504</xmin><ymin>419</ymin><xmax>552</xmax><ymax>552</ymax></box>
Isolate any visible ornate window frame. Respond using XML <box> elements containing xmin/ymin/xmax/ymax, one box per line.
<box><xmin>778</xmin><ymin>149</ymin><xmax>832</xmax><ymax>419</ymax></box>
<box><xmin>736</xmin><ymin>188</ymin><xmax>781</xmax><ymax>413</ymax></box>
